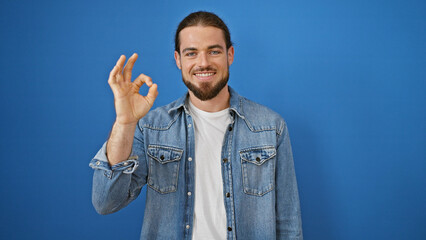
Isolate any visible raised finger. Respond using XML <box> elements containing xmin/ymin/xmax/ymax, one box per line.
<box><xmin>123</xmin><ymin>53</ymin><xmax>138</xmax><ymax>82</ymax></box>
<box><xmin>115</xmin><ymin>55</ymin><xmax>126</xmax><ymax>73</ymax></box>
<box><xmin>108</xmin><ymin>65</ymin><xmax>119</xmax><ymax>84</ymax></box>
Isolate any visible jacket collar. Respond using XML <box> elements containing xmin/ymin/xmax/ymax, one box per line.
<box><xmin>167</xmin><ymin>86</ymin><xmax>245</xmax><ymax>119</ymax></box>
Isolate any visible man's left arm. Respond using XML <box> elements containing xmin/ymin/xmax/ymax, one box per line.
<box><xmin>275</xmin><ymin>121</ymin><xmax>303</xmax><ymax>239</ymax></box>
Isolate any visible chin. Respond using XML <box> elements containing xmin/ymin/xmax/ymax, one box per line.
<box><xmin>183</xmin><ymin>76</ymin><xmax>228</xmax><ymax>101</ymax></box>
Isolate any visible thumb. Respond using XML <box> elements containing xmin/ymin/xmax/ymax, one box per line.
<box><xmin>145</xmin><ymin>83</ymin><xmax>158</xmax><ymax>106</ymax></box>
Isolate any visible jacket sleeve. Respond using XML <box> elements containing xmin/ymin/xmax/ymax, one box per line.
<box><xmin>89</xmin><ymin>123</ymin><xmax>147</xmax><ymax>215</ymax></box>
<box><xmin>275</xmin><ymin>121</ymin><xmax>303</xmax><ymax>239</ymax></box>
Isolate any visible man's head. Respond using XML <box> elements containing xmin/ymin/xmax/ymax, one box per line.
<box><xmin>174</xmin><ymin>11</ymin><xmax>233</xmax><ymax>54</ymax></box>
<box><xmin>174</xmin><ymin>11</ymin><xmax>234</xmax><ymax>101</ymax></box>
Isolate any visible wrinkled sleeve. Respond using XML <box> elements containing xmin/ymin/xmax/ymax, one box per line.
<box><xmin>276</xmin><ymin>121</ymin><xmax>303</xmax><ymax>239</ymax></box>
<box><xmin>89</xmin><ymin>123</ymin><xmax>147</xmax><ymax>215</ymax></box>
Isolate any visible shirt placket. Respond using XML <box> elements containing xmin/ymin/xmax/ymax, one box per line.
<box><xmin>184</xmin><ymin>111</ymin><xmax>196</xmax><ymax>239</ymax></box>
<box><xmin>184</xmin><ymin>109</ymin><xmax>199</xmax><ymax>239</ymax></box>
<box><xmin>221</xmin><ymin>112</ymin><xmax>237</xmax><ymax>240</ymax></box>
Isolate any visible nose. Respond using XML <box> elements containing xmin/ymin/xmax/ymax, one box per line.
<box><xmin>197</xmin><ymin>52</ymin><xmax>210</xmax><ymax>68</ymax></box>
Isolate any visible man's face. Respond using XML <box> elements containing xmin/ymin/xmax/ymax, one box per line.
<box><xmin>174</xmin><ymin>26</ymin><xmax>234</xmax><ymax>101</ymax></box>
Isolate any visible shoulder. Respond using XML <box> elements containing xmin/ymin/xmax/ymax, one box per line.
<box><xmin>239</xmin><ymin>96</ymin><xmax>287</xmax><ymax>136</ymax></box>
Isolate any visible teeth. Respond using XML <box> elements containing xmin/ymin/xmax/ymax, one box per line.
<box><xmin>195</xmin><ymin>73</ymin><xmax>214</xmax><ymax>77</ymax></box>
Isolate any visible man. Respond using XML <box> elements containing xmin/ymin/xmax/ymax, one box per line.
<box><xmin>90</xmin><ymin>11</ymin><xmax>303</xmax><ymax>240</ymax></box>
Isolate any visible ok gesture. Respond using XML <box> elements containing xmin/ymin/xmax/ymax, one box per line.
<box><xmin>108</xmin><ymin>53</ymin><xmax>158</xmax><ymax>125</ymax></box>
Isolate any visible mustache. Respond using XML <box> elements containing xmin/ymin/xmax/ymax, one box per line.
<box><xmin>192</xmin><ymin>67</ymin><xmax>216</xmax><ymax>72</ymax></box>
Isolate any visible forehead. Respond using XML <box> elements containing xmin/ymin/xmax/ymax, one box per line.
<box><xmin>179</xmin><ymin>26</ymin><xmax>226</xmax><ymax>49</ymax></box>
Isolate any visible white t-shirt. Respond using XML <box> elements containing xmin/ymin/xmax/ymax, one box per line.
<box><xmin>187</xmin><ymin>100</ymin><xmax>232</xmax><ymax>240</ymax></box>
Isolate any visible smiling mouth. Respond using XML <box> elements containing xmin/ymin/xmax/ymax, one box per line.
<box><xmin>194</xmin><ymin>72</ymin><xmax>215</xmax><ymax>77</ymax></box>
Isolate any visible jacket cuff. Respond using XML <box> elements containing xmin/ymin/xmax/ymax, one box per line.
<box><xmin>89</xmin><ymin>142</ymin><xmax>139</xmax><ymax>178</ymax></box>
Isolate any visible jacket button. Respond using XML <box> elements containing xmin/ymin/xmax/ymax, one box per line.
<box><xmin>228</xmin><ymin>126</ymin><xmax>233</xmax><ymax>131</ymax></box>
<box><xmin>256</xmin><ymin>157</ymin><xmax>260</xmax><ymax>162</ymax></box>
<box><xmin>160</xmin><ymin>155</ymin><xmax>165</xmax><ymax>160</ymax></box>
<box><xmin>223</xmin><ymin>158</ymin><xmax>228</xmax><ymax>163</ymax></box>
<box><xmin>228</xmin><ymin>227</ymin><xmax>232</xmax><ymax>231</ymax></box>
<box><xmin>226</xmin><ymin>192</ymin><xmax>230</xmax><ymax>198</ymax></box>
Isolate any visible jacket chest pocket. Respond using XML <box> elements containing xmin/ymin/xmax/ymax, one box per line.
<box><xmin>240</xmin><ymin>146</ymin><xmax>276</xmax><ymax>196</ymax></box>
<box><xmin>147</xmin><ymin>145</ymin><xmax>183</xmax><ymax>194</ymax></box>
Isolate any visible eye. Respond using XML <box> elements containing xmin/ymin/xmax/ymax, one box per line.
<box><xmin>210</xmin><ymin>50</ymin><xmax>221</xmax><ymax>55</ymax></box>
<box><xmin>185</xmin><ymin>52</ymin><xmax>196</xmax><ymax>57</ymax></box>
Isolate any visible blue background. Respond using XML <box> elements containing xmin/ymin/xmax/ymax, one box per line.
<box><xmin>0</xmin><ymin>0</ymin><xmax>425</xmax><ymax>239</ymax></box>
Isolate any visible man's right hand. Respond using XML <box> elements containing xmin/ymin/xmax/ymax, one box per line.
<box><xmin>108</xmin><ymin>53</ymin><xmax>158</xmax><ymax>125</ymax></box>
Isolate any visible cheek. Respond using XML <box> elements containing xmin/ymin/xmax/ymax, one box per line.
<box><xmin>183</xmin><ymin>63</ymin><xmax>195</xmax><ymax>74</ymax></box>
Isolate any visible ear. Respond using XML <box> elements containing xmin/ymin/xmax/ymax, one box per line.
<box><xmin>174</xmin><ymin>51</ymin><xmax>182</xmax><ymax>69</ymax></box>
<box><xmin>227</xmin><ymin>46</ymin><xmax>234</xmax><ymax>66</ymax></box>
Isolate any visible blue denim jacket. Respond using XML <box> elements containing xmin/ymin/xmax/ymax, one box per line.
<box><xmin>90</xmin><ymin>87</ymin><xmax>303</xmax><ymax>240</ymax></box>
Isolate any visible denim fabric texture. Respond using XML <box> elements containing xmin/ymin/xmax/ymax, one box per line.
<box><xmin>89</xmin><ymin>87</ymin><xmax>303</xmax><ymax>240</ymax></box>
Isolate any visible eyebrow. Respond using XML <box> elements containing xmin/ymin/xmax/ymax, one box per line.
<box><xmin>182</xmin><ymin>47</ymin><xmax>197</xmax><ymax>53</ymax></box>
<box><xmin>207</xmin><ymin>44</ymin><xmax>224</xmax><ymax>50</ymax></box>
<box><xmin>182</xmin><ymin>44</ymin><xmax>225</xmax><ymax>53</ymax></box>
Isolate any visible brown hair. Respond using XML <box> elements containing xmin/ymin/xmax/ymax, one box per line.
<box><xmin>175</xmin><ymin>11</ymin><xmax>233</xmax><ymax>54</ymax></box>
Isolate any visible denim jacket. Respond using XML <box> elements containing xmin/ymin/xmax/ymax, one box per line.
<box><xmin>90</xmin><ymin>87</ymin><xmax>303</xmax><ymax>240</ymax></box>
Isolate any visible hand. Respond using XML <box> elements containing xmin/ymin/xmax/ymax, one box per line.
<box><xmin>108</xmin><ymin>53</ymin><xmax>158</xmax><ymax>125</ymax></box>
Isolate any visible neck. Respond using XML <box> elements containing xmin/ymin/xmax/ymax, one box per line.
<box><xmin>189</xmin><ymin>85</ymin><xmax>230</xmax><ymax>112</ymax></box>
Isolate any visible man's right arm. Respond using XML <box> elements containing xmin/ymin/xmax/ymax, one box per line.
<box><xmin>106</xmin><ymin>53</ymin><xmax>158</xmax><ymax>165</ymax></box>
<box><xmin>89</xmin><ymin>54</ymin><xmax>158</xmax><ymax>214</ymax></box>
<box><xmin>106</xmin><ymin>122</ymin><xmax>137</xmax><ymax>166</ymax></box>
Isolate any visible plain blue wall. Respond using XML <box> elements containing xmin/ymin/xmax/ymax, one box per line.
<box><xmin>0</xmin><ymin>0</ymin><xmax>425</xmax><ymax>239</ymax></box>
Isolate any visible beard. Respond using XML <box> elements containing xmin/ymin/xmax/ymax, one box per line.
<box><xmin>182</xmin><ymin>66</ymin><xmax>230</xmax><ymax>101</ymax></box>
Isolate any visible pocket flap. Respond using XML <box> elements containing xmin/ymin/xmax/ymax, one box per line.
<box><xmin>147</xmin><ymin>145</ymin><xmax>183</xmax><ymax>164</ymax></box>
<box><xmin>240</xmin><ymin>146</ymin><xmax>276</xmax><ymax>166</ymax></box>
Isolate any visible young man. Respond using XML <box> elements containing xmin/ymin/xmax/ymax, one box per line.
<box><xmin>90</xmin><ymin>11</ymin><xmax>303</xmax><ymax>240</ymax></box>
